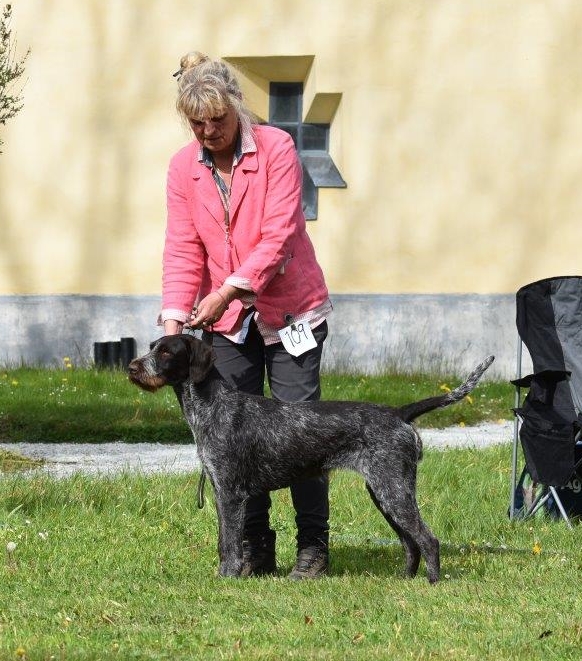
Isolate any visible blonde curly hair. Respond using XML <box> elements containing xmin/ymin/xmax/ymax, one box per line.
<box><xmin>175</xmin><ymin>52</ymin><xmax>255</xmax><ymax>135</ymax></box>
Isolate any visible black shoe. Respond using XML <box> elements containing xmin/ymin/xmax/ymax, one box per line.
<box><xmin>288</xmin><ymin>546</ymin><xmax>329</xmax><ymax>580</ymax></box>
<box><xmin>240</xmin><ymin>531</ymin><xmax>277</xmax><ymax>577</ymax></box>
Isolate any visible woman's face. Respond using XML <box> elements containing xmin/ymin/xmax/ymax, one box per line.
<box><xmin>189</xmin><ymin>106</ymin><xmax>239</xmax><ymax>158</ymax></box>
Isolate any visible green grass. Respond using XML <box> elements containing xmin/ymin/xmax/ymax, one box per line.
<box><xmin>1</xmin><ymin>447</ymin><xmax>581</xmax><ymax>660</ymax></box>
<box><xmin>0</xmin><ymin>449</ymin><xmax>44</xmax><ymax>473</ymax></box>
<box><xmin>0</xmin><ymin>367</ymin><xmax>513</xmax><ymax>443</ymax></box>
<box><xmin>0</xmin><ymin>367</ymin><xmax>187</xmax><ymax>443</ymax></box>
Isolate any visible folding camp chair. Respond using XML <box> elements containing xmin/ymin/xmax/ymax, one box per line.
<box><xmin>509</xmin><ymin>276</ymin><xmax>582</xmax><ymax>527</ymax></box>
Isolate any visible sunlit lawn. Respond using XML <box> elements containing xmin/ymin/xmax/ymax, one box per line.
<box><xmin>1</xmin><ymin>447</ymin><xmax>581</xmax><ymax>660</ymax></box>
<box><xmin>3</xmin><ymin>365</ymin><xmax>574</xmax><ymax>660</ymax></box>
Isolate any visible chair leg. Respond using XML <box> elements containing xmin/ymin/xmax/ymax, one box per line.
<box><xmin>510</xmin><ymin>414</ymin><xmax>521</xmax><ymax>520</ymax></box>
<box><xmin>526</xmin><ymin>487</ymin><xmax>574</xmax><ymax>529</ymax></box>
<box><xmin>509</xmin><ymin>335</ymin><xmax>523</xmax><ymax>521</ymax></box>
<box><xmin>527</xmin><ymin>489</ymin><xmax>550</xmax><ymax>518</ymax></box>
<box><xmin>549</xmin><ymin>487</ymin><xmax>574</xmax><ymax>530</ymax></box>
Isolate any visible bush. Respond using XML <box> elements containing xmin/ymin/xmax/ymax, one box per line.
<box><xmin>0</xmin><ymin>3</ymin><xmax>29</xmax><ymax>152</ymax></box>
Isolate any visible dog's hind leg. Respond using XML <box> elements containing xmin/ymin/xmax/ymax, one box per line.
<box><xmin>365</xmin><ymin>483</ymin><xmax>421</xmax><ymax>578</ymax></box>
<box><xmin>213</xmin><ymin>489</ymin><xmax>247</xmax><ymax>577</ymax></box>
<box><xmin>365</xmin><ymin>476</ymin><xmax>440</xmax><ymax>583</ymax></box>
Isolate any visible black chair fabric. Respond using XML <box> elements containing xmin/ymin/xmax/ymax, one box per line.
<box><xmin>514</xmin><ymin>277</ymin><xmax>582</xmax><ymax>487</ymax></box>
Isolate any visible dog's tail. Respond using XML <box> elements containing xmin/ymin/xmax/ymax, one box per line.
<box><xmin>396</xmin><ymin>355</ymin><xmax>495</xmax><ymax>424</ymax></box>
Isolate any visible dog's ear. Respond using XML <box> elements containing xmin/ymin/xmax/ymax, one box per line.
<box><xmin>180</xmin><ymin>335</ymin><xmax>215</xmax><ymax>383</ymax></box>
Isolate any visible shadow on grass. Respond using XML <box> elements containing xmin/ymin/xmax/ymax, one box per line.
<box><xmin>328</xmin><ymin>542</ymin><xmax>405</xmax><ymax>578</ymax></box>
<box><xmin>328</xmin><ymin>534</ymin><xmax>546</xmax><ymax>580</ymax></box>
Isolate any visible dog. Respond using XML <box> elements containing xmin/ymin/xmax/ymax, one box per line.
<box><xmin>128</xmin><ymin>334</ymin><xmax>494</xmax><ymax>583</ymax></box>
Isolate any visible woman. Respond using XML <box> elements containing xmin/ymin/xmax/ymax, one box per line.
<box><xmin>161</xmin><ymin>52</ymin><xmax>332</xmax><ymax>579</ymax></box>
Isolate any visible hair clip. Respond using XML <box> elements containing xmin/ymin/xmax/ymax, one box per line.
<box><xmin>173</xmin><ymin>69</ymin><xmax>183</xmax><ymax>79</ymax></box>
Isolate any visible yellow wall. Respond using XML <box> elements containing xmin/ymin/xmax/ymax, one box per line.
<box><xmin>2</xmin><ymin>0</ymin><xmax>582</xmax><ymax>296</ymax></box>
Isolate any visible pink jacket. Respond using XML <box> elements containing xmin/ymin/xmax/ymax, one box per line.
<box><xmin>162</xmin><ymin>124</ymin><xmax>329</xmax><ymax>333</ymax></box>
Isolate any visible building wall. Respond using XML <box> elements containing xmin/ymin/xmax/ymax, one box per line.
<box><xmin>2</xmin><ymin>0</ymin><xmax>582</xmax><ymax>298</ymax></box>
<box><xmin>0</xmin><ymin>293</ymin><xmax>526</xmax><ymax>379</ymax></box>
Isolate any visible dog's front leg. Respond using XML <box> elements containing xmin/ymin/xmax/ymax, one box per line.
<box><xmin>214</xmin><ymin>490</ymin><xmax>246</xmax><ymax>577</ymax></box>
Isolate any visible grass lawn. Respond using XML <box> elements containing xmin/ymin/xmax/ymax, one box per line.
<box><xmin>1</xmin><ymin>446</ymin><xmax>581</xmax><ymax>660</ymax></box>
<box><xmin>0</xmin><ymin>367</ymin><xmax>513</xmax><ymax>443</ymax></box>
<box><xmin>1</xmin><ymin>365</ymin><xmax>578</xmax><ymax>659</ymax></box>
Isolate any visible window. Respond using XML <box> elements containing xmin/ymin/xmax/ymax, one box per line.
<box><xmin>269</xmin><ymin>83</ymin><xmax>345</xmax><ymax>220</ymax></box>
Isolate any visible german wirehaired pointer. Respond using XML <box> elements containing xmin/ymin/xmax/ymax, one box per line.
<box><xmin>128</xmin><ymin>334</ymin><xmax>494</xmax><ymax>583</ymax></box>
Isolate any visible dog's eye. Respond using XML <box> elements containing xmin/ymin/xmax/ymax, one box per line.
<box><xmin>160</xmin><ymin>350</ymin><xmax>172</xmax><ymax>358</ymax></box>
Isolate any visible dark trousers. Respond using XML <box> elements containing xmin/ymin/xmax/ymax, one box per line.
<box><xmin>203</xmin><ymin>319</ymin><xmax>329</xmax><ymax>550</ymax></box>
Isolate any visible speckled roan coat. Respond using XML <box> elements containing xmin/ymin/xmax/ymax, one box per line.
<box><xmin>129</xmin><ymin>335</ymin><xmax>494</xmax><ymax>583</ymax></box>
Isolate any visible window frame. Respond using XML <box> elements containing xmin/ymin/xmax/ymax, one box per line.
<box><xmin>269</xmin><ymin>82</ymin><xmax>345</xmax><ymax>220</ymax></box>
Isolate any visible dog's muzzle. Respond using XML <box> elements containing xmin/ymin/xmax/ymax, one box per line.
<box><xmin>127</xmin><ymin>357</ymin><xmax>166</xmax><ymax>392</ymax></box>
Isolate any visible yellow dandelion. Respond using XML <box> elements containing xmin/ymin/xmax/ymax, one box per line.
<box><xmin>459</xmin><ymin>421</ymin><xmax>466</xmax><ymax>427</ymax></box>
<box><xmin>464</xmin><ymin>395</ymin><xmax>474</xmax><ymax>405</ymax></box>
<box><xmin>15</xmin><ymin>647</ymin><xmax>26</xmax><ymax>658</ymax></box>
<box><xmin>11</xmin><ymin>380</ymin><xmax>18</xmax><ymax>387</ymax></box>
<box><xmin>439</xmin><ymin>384</ymin><xmax>452</xmax><ymax>393</ymax></box>
<box><xmin>532</xmin><ymin>541</ymin><xmax>542</xmax><ymax>555</ymax></box>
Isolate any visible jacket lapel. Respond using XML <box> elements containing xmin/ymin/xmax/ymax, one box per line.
<box><xmin>229</xmin><ymin>151</ymin><xmax>258</xmax><ymax>223</ymax></box>
<box><xmin>191</xmin><ymin>160</ymin><xmax>224</xmax><ymax>225</ymax></box>
<box><xmin>189</xmin><ymin>147</ymin><xmax>258</xmax><ymax>226</ymax></box>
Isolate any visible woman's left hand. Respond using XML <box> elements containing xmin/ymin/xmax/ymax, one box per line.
<box><xmin>188</xmin><ymin>291</ymin><xmax>230</xmax><ymax>329</ymax></box>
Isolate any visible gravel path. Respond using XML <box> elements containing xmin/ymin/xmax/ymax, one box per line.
<box><xmin>0</xmin><ymin>422</ymin><xmax>514</xmax><ymax>479</ymax></box>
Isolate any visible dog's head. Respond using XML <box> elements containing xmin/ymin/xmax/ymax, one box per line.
<box><xmin>128</xmin><ymin>334</ymin><xmax>215</xmax><ymax>392</ymax></box>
